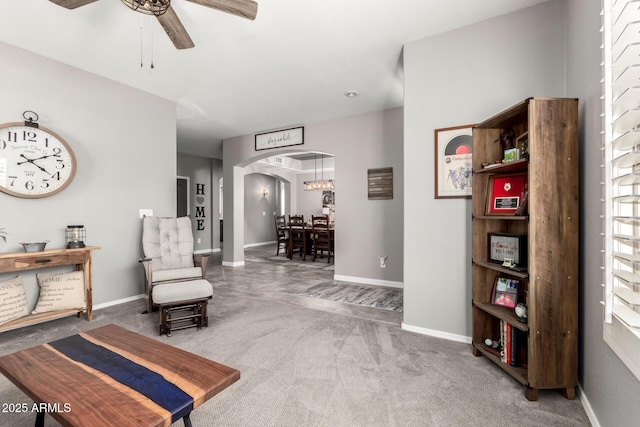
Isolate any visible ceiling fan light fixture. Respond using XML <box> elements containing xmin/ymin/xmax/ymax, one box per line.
<box><xmin>121</xmin><ymin>0</ymin><xmax>170</xmax><ymax>16</ymax></box>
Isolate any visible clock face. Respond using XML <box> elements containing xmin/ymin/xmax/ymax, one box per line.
<box><xmin>0</xmin><ymin>122</ymin><xmax>77</xmax><ymax>198</ymax></box>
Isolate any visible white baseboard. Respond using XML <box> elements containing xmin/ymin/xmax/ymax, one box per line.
<box><xmin>222</xmin><ymin>260</ymin><xmax>245</xmax><ymax>267</ymax></box>
<box><xmin>401</xmin><ymin>322</ymin><xmax>472</xmax><ymax>344</ymax></box>
<box><xmin>194</xmin><ymin>248</ymin><xmax>221</xmax><ymax>254</ymax></box>
<box><xmin>577</xmin><ymin>385</ymin><xmax>600</xmax><ymax>427</ymax></box>
<box><xmin>93</xmin><ymin>294</ymin><xmax>145</xmax><ymax>311</ymax></box>
<box><xmin>244</xmin><ymin>241</ymin><xmax>276</xmax><ymax>248</ymax></box>
<box><xmin>333</xmin><ymin>274</ymin><xmax>403</xmax><ymax>289</ymax></box>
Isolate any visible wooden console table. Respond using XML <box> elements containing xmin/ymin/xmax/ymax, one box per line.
<box><xmin>0</xmin><ymin>246</ymin><xmax>100</xmax><ymax>333</ymax></box>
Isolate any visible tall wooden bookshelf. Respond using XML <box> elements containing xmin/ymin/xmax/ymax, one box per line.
<box><xmin>471</xmin><ymin>98</ymin><xmax>579</xmax><ymax>401</ymax></box>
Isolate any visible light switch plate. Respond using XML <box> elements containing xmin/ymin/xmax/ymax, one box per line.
<box><xmin>139</xmin><ymin>209</ymin><xmax>153</xmax><ymax>219</ymax></box>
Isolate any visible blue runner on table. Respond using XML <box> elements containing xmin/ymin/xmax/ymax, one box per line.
<box><xmin>49</xmin><ymin>334</ymin><xmax>193</xmax><ymax>423</ymax></box>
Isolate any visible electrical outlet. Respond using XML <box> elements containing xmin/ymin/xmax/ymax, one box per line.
<box><xmin>379</xmin><ymin>255</ymin><xmax>388</xmax><ymax>268</ymax></box>
<box><xmin>197</xmin><ymin>238</ymin><xmax>201</xmax><ymax>244</ymax></box>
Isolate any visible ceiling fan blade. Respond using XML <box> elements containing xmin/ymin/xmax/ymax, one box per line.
<box><xmin>49</xmin><ymin>0</ymin><xmax>100</xmax><ymax>9</ymax></box>
<box><xmin>186</xmin><ymin>0</ymin><xmax>258</xmax><ymax>21</ymax></box>
<box><xmin>156</xmin><ymin>6</ymin><xmax>195</xmax><ymax>50</ymax></box>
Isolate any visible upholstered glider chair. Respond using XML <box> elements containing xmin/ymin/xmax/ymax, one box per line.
<box><xmin>140</xmin><ymin>216</ymin><xmax>210</xmax><ymax>314</ymax></box>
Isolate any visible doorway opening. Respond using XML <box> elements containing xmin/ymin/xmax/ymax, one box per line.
<box><xmin>177</xmin><ymin>176</ymin><xmax>190</xmax><ymax>217</ymax></box>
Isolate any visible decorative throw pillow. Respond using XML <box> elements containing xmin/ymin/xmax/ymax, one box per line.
<box><xmin>0</xmin><ymin>275</ymin><xmax>29</xmax><ymax>326</ymax></box>
<box><xmin>32</xmin><ymin>271</ymin><xmax>85</xmax><ymax>314</ymax></box>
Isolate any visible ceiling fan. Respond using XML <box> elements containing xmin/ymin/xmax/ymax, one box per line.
<box><xmin>49</xmin><ymin>0</ymin><xmax>258</xmax><ymax>50</ymax></box>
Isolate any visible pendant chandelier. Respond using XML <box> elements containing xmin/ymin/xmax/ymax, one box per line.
<box><xmin>121</xmin><ymin>0</ymin><xmax>170</xmax><ymax>16</ymax></box>
<box><xmin>304</xmin><ymin>153</ymin><xmax>335</xmax><ymax>191</ymax></box>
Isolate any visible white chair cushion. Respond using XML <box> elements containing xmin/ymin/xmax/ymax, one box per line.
<box><xmin>153</xmin><ymin>267</ymin><xmax>203</xmax><ymax>283</ymax></box>
<box><xmin>142</xmin><ymin>217</ymin><xmax>195</xmax><ymax>271</ymax></box>
<box><xmin>152</xmin><ymin>279</ymin><xmax>213</xmax><ymax>305</ymax></box>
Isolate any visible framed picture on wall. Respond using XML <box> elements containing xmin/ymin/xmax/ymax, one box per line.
<box><xmin>322</xmin><ymin>190</ymin><xmax>334</xmax><ymax>208</ymax></box>
<box><xmin>434</xmin><ymin>124</ymin><xmax>475</xmax><ymax>199</ymax></box>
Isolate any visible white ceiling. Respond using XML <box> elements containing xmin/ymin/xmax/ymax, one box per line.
<box><xmin>0</xmin><ymin>0</ymin><xmax>548</xmax><ymax>158</ymax></box>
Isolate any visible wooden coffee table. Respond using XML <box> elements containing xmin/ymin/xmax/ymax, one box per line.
<box><xmin>0</xmin><ymin>324</ymin><xmax>240</xmax><ymax>426</ymax></box>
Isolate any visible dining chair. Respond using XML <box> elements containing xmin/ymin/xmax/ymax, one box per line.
<box><xmin>311</xmin><ymin>215</ymin><xmax>332</xmax><ymax>263</ymax></box>
<box><xmin>288</xmin><ymin>214</ymin><xmax>306</xmax><ymax>260</ymax></box>
<box><xmin>274</xmin><ymin>214</ymin><xmax>288</xmax><ymax>256</ymax></box>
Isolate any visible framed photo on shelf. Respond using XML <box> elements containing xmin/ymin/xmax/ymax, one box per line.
<box><xmin>486</xmin><ymin>173</ymin><xmax>527</xmax><ymax>215</ymax></box>
<box><xmin>491</xmin><ymin>277</ymin><xmax>520</xmax><ymax>308</ymax></box>
<box><xmin>434</xmin><ymin>124</ymin><xmax>475</xmax><ymax>199</ymax></box>
<box><xmin>488</xmin><ymin>233</ymin><xmax>527</xmax><ymax>268</ymax></box>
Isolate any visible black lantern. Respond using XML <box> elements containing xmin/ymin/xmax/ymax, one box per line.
<box><xmin>66</xmin><ymin>225</ymin><xmax>86</xmax><ymax>249</ymax></box>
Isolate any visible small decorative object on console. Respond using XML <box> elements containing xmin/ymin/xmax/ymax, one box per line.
<box><xmin>19</xmin><ymin>241</ymin><xmax>49</xmax><ymax>252</ymax></box>
<box><xmin>66</xmin><ymin>225</ymin><xmax>86</xmax><ymax>249</ymax></box>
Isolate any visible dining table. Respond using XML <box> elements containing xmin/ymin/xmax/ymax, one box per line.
<box><xmin>283</xmin><ymin>223</ymin><xmax>334</xmax><ymax>258</ymax></box>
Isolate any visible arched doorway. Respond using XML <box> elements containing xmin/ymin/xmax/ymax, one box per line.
<box><xmin>221</xmin><ymin>150</ymin><xmax>335</xmax><ymax>267</ymax></box>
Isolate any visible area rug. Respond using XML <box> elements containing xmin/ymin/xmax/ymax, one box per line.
<box><xmin>299</xmin><ymin>282</ymin><xmax>403</xmax><ymax>312</ymax></box>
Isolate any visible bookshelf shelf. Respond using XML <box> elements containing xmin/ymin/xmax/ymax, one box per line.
<box><xmin>473</xmin><ymin>302</ymin><xmax>529</xmax><ymax>333</ymax></box>
<box><xmin>472</xmin><ymin>344</ymin><xmax>528</xmax><ymax>386</ymax></box>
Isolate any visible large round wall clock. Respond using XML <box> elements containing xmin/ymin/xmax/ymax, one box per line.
<box><xmin>0</xmin><ymin>114</ymin><xmax>77</xmax><ymax>198</ymax></box>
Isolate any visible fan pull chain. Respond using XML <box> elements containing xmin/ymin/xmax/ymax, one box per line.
<box><xmin>150</xmin><ymin>18</ymin><xmax>154</xmax><ymax>69</ymax></box>
<box><xmin>140</xmin><ymin>15</ymin><xmax>144</xmax><ymax>67</ymax></box>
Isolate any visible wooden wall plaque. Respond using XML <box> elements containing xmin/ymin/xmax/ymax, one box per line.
<box><xmin>368</xmin><ymin>167</ymin><xmax>393</xmax><ymax>200</ymax></box>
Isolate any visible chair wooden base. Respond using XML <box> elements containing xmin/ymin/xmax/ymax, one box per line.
<box><xmin>313</xmin><ymin>249</ymin><xmax>332</xmax><ymax>263</ymax></box>
<box><xmin>157</xmin><ymin>298</ymin><xmax>209</xmax><ymax>337</ymax></box>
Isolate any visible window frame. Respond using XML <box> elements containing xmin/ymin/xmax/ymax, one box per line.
<box><xmin>602</xmin><ymin>0</ymin><xmax>640</xmax><ymax>381</ymax></box>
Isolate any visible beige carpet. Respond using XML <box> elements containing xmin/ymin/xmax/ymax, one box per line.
<box><xmin>0</xmin><ymin>247</ymin><xmax>589</xmax><ymax>426</ymax></box>
<box><xmin>0</xmin><ymin>297</ymin><xmax>589</xmax><ymax>427</ymax></box>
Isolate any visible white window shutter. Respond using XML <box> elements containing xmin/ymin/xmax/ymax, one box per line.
<box><xmin>603</xmin><ymin>0</ymin><xmax>640</xmax><ymax>380</ymax></box>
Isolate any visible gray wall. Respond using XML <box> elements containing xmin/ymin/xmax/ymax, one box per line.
<box><xmin>244</xmin><ymin>173</ymin><xmax>277</xmax><ymax>246</ymax></box>
<box><xmin>566</xmin><ymin>0</ymin><xmax>640</xmax><ymax>425</ymax></box>
<box><xmin>403</xmin><ymin>0</ymin><xmax>567</xmax><ymax>339</ymax></box>
<box><xmin>0</xmin><ymin>41</ymin><xmax>175</xmax><ymax>306</ymax></box>
<box><xmin>177</xmin><ymin>153</ymin><xmax>223</xmax><ymax>252</ymax></box>
<box><xmin>223</xmin><ymin>108</ymin><xmax>403</xmax><ymax>285</ymax></box>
